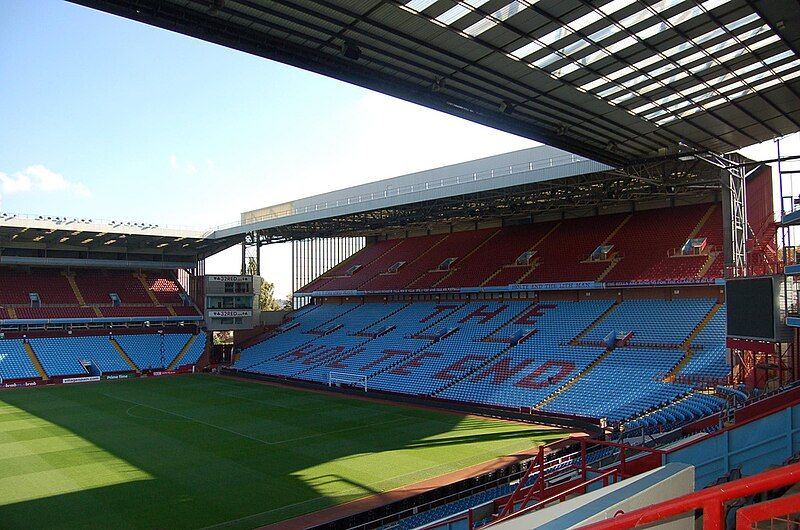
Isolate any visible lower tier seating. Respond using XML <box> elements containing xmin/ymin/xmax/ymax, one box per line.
<box><xmin>0</xmin><ymin>332</ymin><xmax>206</xmax><ymax>380</ymax></box>
<box><xmin>0</xmin><ymin>339</ymin><xmax>40</xmax><ymax>380</ymax></box>
<box><xmin>234</xmin><ymin>298</ymin><xmax>729</xmax><ymax>426</ymax></box>
<box><xmin>114</xmin><ymin>333</ymin><xmax>199</xmax><ymax>370</ymax></box>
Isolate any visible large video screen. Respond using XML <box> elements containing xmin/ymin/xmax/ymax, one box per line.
<box><xmin>726</xmin><ymin>277</ymin><xmax>776</xmax><ymax>340</ymax></box>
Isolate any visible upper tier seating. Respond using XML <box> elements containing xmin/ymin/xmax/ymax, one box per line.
<box><xmin>442</xmin><ymin>222</ymin><xmax>559</xmax><ymax>288</ymax></box>
<box><xmin>603</xmin><ymin>204</ymin><xmax>714</xmax><ymax>282</ymax></box>
<box><xmin>234</xmin><ymin>298</ymin><xmax>728</xmax><ymax>425</ymax></box>
<box><xmin>0</xmin><ymin>268</ymin><xmax>78</xmax><ymax>305</ymax></box>
<box><xmin>298</xmin><ymin>203</ymin><xmax>725</xmax><ymax>293</ymax></box>
<box><xmin>0</xmin><ymin>267</ymin><xmax>199</xmax><ymax>323</ymax></box>
<box><xmin>75</xmin><ymin>270</ymin><xmax>153</xmax><ymax>304</ymax></box>
<box><xmin>0</xmin><ymin>339</ymin><xmax>40</xmax><ymax>380</ymax></box>
<box><xmin>14</xmin><ymin>307</ymin><xmax>98</xmax><ymax>320</ymax></box>
<box><xmin>146</xmin><ymin>274</ymin><xmax>184</xmax><ymax>304</ymax></box>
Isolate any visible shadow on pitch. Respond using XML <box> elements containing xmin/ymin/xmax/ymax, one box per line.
<box><xmin>0</xmin><ymin>374</ymin><xmax>566</xmax><ymax>529</ymax></box>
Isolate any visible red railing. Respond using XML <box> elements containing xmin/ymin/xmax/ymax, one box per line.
<box><xmin>736</xmin><ymin>492</ymin><xmax>800</xmax><ymax>528</ymax></box>
<box><xmin>578</xmin><ymin>462</ymin><xmax>800</xmax><ymax>529</ymax></box>
<box><xmin>490</xmin><ymin>469</ymin><xmax>623</xmax><ymax>526</ymax></box>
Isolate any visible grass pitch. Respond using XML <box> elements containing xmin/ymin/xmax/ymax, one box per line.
<box><xmin>0</xmin><ymin>375</ymin><xmax>565</xmax><ymax>529</ymax></box>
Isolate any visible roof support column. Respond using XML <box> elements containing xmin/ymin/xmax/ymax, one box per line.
<box><xmin>721</xmin><ymin>165</ymin><xmax>748</xmax><ymax>276</ymax></box>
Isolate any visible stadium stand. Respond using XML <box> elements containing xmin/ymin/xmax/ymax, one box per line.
<box><xmin>297</xmin><ymin>203</ymin><xmax>725</xmax><ymax>293</ymax></box>
<box><xmin>114</xmin><ymin>333</ymin><xmax>201</xmax><ymax>371</ymax></box>
<box><xmin>0</xmin><ymin>339</ymin><xmax>41</xmax><ymax>380</ymax></box>
<box><xmin>29</xmin><ymin>336</ymin><xmax>132</xmax><ymax>375</ymax></box>
<box><xmin>0</xmin><ymin>268</ymin><xmax>78</xmax><ymax>304</ymax></box>
<box><xmin>234</xmin><ymin>296</ymin><xmax>728</xmax><ymax>426</ymax></box>
<box><xmin>0</xmin><ymin>266</ymin><xmax>200</xmax><ymax>321</ymax></box>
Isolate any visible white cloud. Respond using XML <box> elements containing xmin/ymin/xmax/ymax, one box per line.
<box><xmin>168</xmin><ymin>154</ymin><xmax>198</xmax><ymax>176</ymax></box>
<box><xmin>0</xmin><ymin>165</ymin><xmax>91</xmax><ymax>208</ymax></box>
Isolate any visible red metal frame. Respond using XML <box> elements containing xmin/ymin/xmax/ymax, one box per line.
<box><xmin>736</xmin><ymin>492</ymin><xmax>800</xmax><ymax>528</ymax></box>
<box><xmin>578</xmin><ymin>462</ymin><xmax>800</xmax><ymax>529</ymax></box>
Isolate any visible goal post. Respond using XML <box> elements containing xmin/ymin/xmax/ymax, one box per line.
<box><xmin>328</xmin><ymin>371</ymin><xmax>367</xmax><ymax>392</ymax></box>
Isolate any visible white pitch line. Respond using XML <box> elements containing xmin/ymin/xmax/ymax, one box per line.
<box><xmin>104</xmin><ymin>392</ymin><xmax>274</xmax><ymax>445</ymax></box>
<box><xmin>104</xmin><ymin>392</ymin><xmax>409</xmax><ymax>446</ymax></box>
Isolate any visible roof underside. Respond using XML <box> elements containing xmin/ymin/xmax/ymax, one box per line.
<box><xmin>70</xmin><ymin>0</ymin><xmax>800</xmax><ymax>165</ymax></box>
<box><xmin>243</xmin><ymin>153</ymin><xmax>737</xmax><ymax>242</ymax></box>
<box><xmin>0</xmin><ymin>217</ymin><xmax>238</xmax><ymax>260</ymax></box>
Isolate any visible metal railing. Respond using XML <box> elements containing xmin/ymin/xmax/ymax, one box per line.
<box><xmin>578</xmin><ymin>462</ymin><xmax>800</xmax><ymax>529</ymax></box>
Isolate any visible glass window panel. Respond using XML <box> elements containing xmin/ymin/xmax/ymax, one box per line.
<box><xmin>781</xmin><ymin>70</ymin><xmax>800</xmax><ymax>82</ymax></box>
<box><xmin>600</xmin><ymin>0</ymin><xmax>637</xmax><ymax>15</ymax></box>
<box><xmin>701</xmin><ymin>0</ymin><xmax>733</xmax><ymax>10</ymax></box>
<box><xmin>725</xmin><ymin>13</ymin><xmax>760</xmax><ymax>32</ymax></box>
<box><xmin>668</xmin><ymin>6</ymin><xmax>702</xmax><ymax>27</ymax></box>
<box><xmin>631</xmin><ymin>101</ymin><xmax>658</xmax><ymax>113</ymax></box>
<box><xmin>665</xmin><ymin>99</ymin><xmax>693</xmax><ymax>112</ymax></box>
<box><xmin>406</xmin><ymin>0</ymin><xmax>439</xmax><ymax>11</ymax></box>
<box><xmin>588</xmin><ymin>24</ymin><xmax>620</xmax><ymax>42</ymax></box>
<box><xmin>436</xmin><ymin>0</ymin><xmax>491</xmax><ymax>25</ymax></box>
<box><xmin>554</xmin><ymin>62</ymin><xmax>581</xmax><ymax>76</ymax></box>
<box><xmin>620</xmin><ymin>73</ymin><xmax>650</xmax><ymax>88</ymax></box>
<box><xmin>510</xmin><ymin>41</ymin><xmax>541</xmax><ymax>59</ymax></box>
<box><xmin>569</xmin><ymin>10</ymin><xmax>604</xmax><ymax>32</ymax></box>
<box><xmin>598</xmin><ymin>85</ymin><xmax>623</xmax><ymax>97</ymax></box>
<box><xmin>605</xmin><ymin>35</ymin><xmax>637</xmax><ymax>55</ymax></box>
<box><xmin>635</xmin><ymin>22</ymin><xmax>667</xmax><ymax>40</ymax></box>
<box><xmin>611</xmin><ymin>92</ymin><xmax>635</xmax><ymax>104</ymax></box>
<box><xmin>675</xmin><ymin>51</ymin><xmax>705</xmax><ymax>67</ymax></box>
<box><xmin>580</xmin><ymin>78</ymin><xmax>609</xmax><ymax>91</ymax></box>
<box><xmin>541</xmin><ymin>26</ymin><xmax>574</xmax><ymax>46</ymax></box>
<box><xmin>764</xmin><ymin>50</ymin><xmax>794</xmax><ymax>65</ymax></box>
<box><xmin>465</xmin><ymin>0</ymin><xmax>532</xmax><ymax>36</ymax></box>
<box><xmin>533</xmin><ymin>53</ymin><xmax>562</xmax><ymax>68</ymax></box>
<box><xmin>645</xmin><ymin>108</ymin><xmax>669</xmax><ymax>119</ymax></box>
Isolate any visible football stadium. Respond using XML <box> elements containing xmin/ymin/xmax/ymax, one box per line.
<box><xmin>3</xmin><ymin>0</ymin><xmax>800</xmax><ymax>528</ymax></box>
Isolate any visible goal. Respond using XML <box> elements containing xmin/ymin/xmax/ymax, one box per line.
<box><xmin>328</xmin><ymin>371</ymin><xmax>367</xmax><ymax>392</ymax></box>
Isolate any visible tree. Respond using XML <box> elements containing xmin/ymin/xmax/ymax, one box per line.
<box><xmin>245</xmin><ymin>257</ymin><xmax>282</xmax><ymax>311</ymax></box>
<box><xmin>259</xmin><ymin>280</ymin><xmax>281</xmax><ymax>311</ymax></box>
<box><xmin>281</xmin><ymin>294</ymin><xmax>293</xmax><ymax>311</ymax></box>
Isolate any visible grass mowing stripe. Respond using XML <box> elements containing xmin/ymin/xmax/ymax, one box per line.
<box><xmin>103</xmin><ymin>391</ymin><xmax>414</xmax><ymax>446</ymax></box>
<box><xmin>0</xmin><ymin>375</ymin><xmax>567</xmax><ymax>528</ymax></box>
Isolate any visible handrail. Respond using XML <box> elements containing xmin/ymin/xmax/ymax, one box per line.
<box><xmin>578</xmin><ymin>461</ymin><xmax>800</xmax><ymax>529</ymax></box>
<box><xmin>489</xmin><ymin>469</ymin><xmax>622</xmax><ymax>526</ymax></box>
<box><xmin>736</xmin><ymin>492</ymin><xmax>800</xmax><ymax>527</ymax></box>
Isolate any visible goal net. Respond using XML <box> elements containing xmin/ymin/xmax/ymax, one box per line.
<box><xmin>328</xmin><ymin>371</ymin><xmax>367</xmax><ymax>392</ymax></box>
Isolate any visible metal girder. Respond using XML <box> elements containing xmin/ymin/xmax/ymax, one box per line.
<box><xmin>246</xmin><ymin>154</ymin><xmax>727</xmax><ymax>243</ymax></box>
<box><xmin>694</xmin><ymin>151</ymin><xmax>750</xmax><ymax>275</ymax></box>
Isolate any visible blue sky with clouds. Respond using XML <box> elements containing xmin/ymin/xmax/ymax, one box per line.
<box><xmin>1</xmin><ymin>0</ymin><xmax>798</xmax><ymax>298</ymax></box>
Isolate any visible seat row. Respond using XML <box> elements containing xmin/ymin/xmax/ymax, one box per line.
<box><xmin>0</xmin><ymin>333</ymin><xmax>206</xmax><ymax>380</ymax></box>
<box><xmin>300</xmin><ymin>203</ymin><xmax>723</xmax><ymax>293</ymax></box>
<box><xmin>234</xmin><ymin>298</ymin><xmax>728</xmax><ymax>425</ymax></box>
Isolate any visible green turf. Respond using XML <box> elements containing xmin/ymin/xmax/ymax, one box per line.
<box><xmin>0</xmin><ymin>375</ymin><xmax>566</xmax><ymax>528</ymax></box>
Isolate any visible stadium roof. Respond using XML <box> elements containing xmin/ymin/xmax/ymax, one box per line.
<box><xmin>71</xmin><ymin>0</ymin><xmax>800</xmax><ymax>165</ymax></box>
<box><xmin>211</xmin><ymin>145</ymin><xmax>748</xmax><ymax>242</ymax></box>
<box><xmin>216</xmin><ymin>145</ymin><xmax>612</xmax><ymax>239</ymax></box>
<box><xmin>0</xmin><ymin>214</ymin><xmax>238</xmax><ymax>263</ymax></box>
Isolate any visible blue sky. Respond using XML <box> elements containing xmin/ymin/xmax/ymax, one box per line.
<box><xmin>0</xmin><ymin>0</ymin><xmax>539</xmax><ymax>296</ymax></box>
<box><xmin>1</xmin><ymin>0</ymin><xmax>798</xmax><ymax>298</ymax></box>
